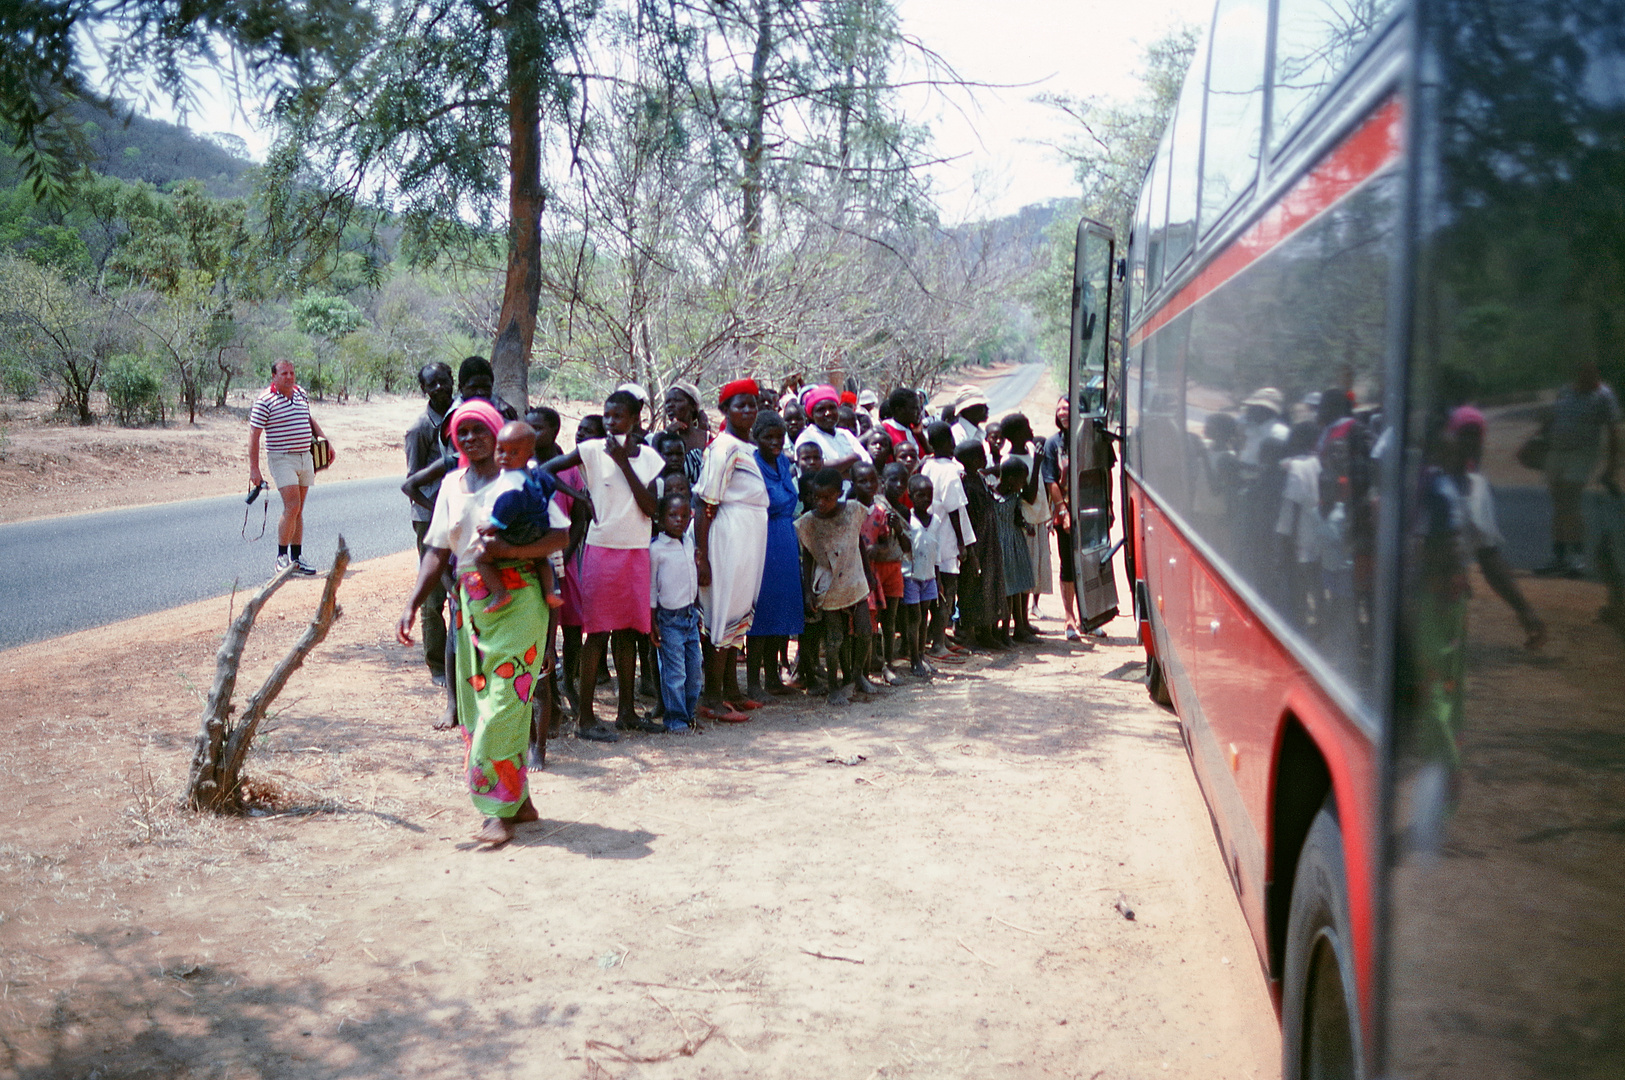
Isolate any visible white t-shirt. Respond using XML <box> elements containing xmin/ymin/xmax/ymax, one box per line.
<box><xmin>904</xmin><ymin>513</ymin><xmax>941</xmax><ymax>581</ymax></box>
<box><xmin>919</xmin><ymin>455</ymin><xmax>974</xmax><ymax>572</ymax></box>
<box><xmin>424</xmin><ymin>466</ymin><xmax>526</xmax><ymax>563</ymax></box>
<box><xmin>650</xmin><ymin>528</ymin><xmax>699</xmax><ymax>609</ymax></box>
<box><xmin>578</xmin><ymin>438</ymin><xmax>665</xmax><ymax>549</ymax></box>
<box><xmin>1275</xmin><ymin>455</ymin><xmax>1322</xmax><ymax>565</ymax></box>
<box><xmin>951</xmin><ymin>416</ymin><xmax>984</xmax><ymax>449</ymax></box>
<box><xmin>795</xmin><ymin>425</ymin><xmax>871</xmax><ymax>468</ymax></box>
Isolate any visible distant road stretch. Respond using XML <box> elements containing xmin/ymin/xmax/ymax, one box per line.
<box><xmin>0</xmin><ymin>364</ymin><xmax>1051</xmax><ymax>652</ymax></box>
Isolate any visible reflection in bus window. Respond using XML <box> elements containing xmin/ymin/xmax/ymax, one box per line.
<box><xmin>1201</xmin><ymin>0</ymin><xmax>1268</xmax><ymax>232</ymax></box>
<box><xmin>1164</xmin><ymin>30</ymin><xmax>1212</xmax><ymax>274</ymax></box>
<box><xmin>1170</xmin><ymin>171</ymin><xmax>1398</xmax><ymax>703</ymax></box>
<box><xmin>1146</xmin><ymin>131</ymin><xmax>1173</xmax><ymax>290</ymax></box>
<box><xmin>1271</xmin><ymin>0</ymin><xmax>1400</xmax><ymax>147</ymax></box>
<box><xmin>1129</xmin><ymin>179</ymin><xmax>1152</xmax><ymax>318</ymax></box>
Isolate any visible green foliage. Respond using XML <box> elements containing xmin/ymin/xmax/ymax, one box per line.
<box><xmin>104</xmin><ymin>353</ymin><xmax>166</xmax><ymax>426</ymax></box>
<box><xmin>292</xmin><ymin>293</ymin><xmax>363</xmax><ymax>340</ymax></box>
<box><xmin>0</xmin><ymin>252</ymin><xmax>108</xmax><ymax>423</ymax></box>
<box><xmin>1026</xmin><ymin>25</ymin><xmax>1200</xmax><ymax>353</ymax></box>
<box><xmin>1</xmin><ymin>0</ymin><xmax>373</xmax><ymax>200</ymax></box>
<box><xmin>1</xmin><ymin>356</ymin><xmax>38</xmax><ymax>400</ymax></box>
<box><xmin>292</xmin><ymin>292</ymin><xmax>365</xmax><ymax>400</ymax></box>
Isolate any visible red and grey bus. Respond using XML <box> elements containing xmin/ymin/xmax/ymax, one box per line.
<box><xmin>1064</xmin><ymin>0</ymin><xmax>1625</xmax><ymax>1076</ymax></box>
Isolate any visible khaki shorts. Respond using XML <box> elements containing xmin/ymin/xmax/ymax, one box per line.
<box><xmin>268</xmin><ymin>450</ymin><xmax>315</xmax><ymax>489</ymax></box>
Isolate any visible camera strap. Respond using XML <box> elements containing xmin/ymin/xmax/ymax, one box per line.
<box><xmin>243</xmin><ymin>490</ymin><xmax>268</xmax><ymax>541</ymax></box>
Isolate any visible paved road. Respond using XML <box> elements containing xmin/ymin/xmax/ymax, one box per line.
<box><xmin>983</xmin><ymin>361</ymin><xmax>1046</xmax><ymax>416</ymax></box>
<box><xmin>0</xmin><ymin>475</ymin><xmax>416</xmax><ymax>650</ymax></box>
<box><xmin>0</xmin><ymin>365</ymin><xmax>1050</xmax><ymax>651</ymax></box>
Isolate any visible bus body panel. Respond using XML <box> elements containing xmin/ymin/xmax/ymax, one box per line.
<box><xmin>1105</xmin><ymin>0</ymin><xmax>1625</xmax><ymax>1072</ymax></box>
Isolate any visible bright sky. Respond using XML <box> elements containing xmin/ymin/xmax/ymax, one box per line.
<box><xmin>154</xmin><ymin>0</ymin><xmax>1214</xmax><ymax>225</ymax></box>
<box><xmin>893</xmin><ymin>0</ymin><xmax>1212</xmax><ymax>222</ymax></box>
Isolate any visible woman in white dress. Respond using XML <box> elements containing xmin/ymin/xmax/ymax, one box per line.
<box><xmin>695</xmin><ymin>378</ymin><xmax>770</xmax><ymax>721</ymax></box>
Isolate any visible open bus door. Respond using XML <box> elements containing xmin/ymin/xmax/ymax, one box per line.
<box><xmin>1069</xmin><ymin>217</ymin><xmax>1119</xmax><ymax>632</ymax></box>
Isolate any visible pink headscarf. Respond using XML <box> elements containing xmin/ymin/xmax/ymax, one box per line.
<box><xmin>803</xmin><ymin>384</ymin><xmax>840</xmax><ymax>411</ymax></box>
<box><xmin>447</xmin><ymin>399</ymin><xmax>506</xmax><ymax>466</ymax></box>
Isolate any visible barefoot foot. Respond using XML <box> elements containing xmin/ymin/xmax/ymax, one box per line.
<box><xmin>472</xmin><ymin>816</ymin><xmax>517</xmax><ymax>846</ymax></box>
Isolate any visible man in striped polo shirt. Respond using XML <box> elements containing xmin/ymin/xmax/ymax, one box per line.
<box><xmin>248</xmin><ymin>360</ymin><xmax>335</xmax><ymax>575</ymax></box>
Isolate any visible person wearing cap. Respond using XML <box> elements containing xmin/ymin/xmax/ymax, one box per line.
<box><xmin>796</xmin><ymin>384</ymin><xmax>871</xmax><ymax>478</ymax></box>
<box><xmin>951</xmin><ymin>385</ymin><xmax>990</xmax><ymax>448</ymax></box>
<box><xmin>1238</xmin><ymin>387</ymin><xmax>1290</xmax><ymax>466</ymax></box>
<box><xmin>695</xmin><ymin>379</ymin><xmax>771</xmax><ymax>721</ymax></box>
<box><xmin>857</xmin><ymin>388</ymin><xmax>878</xmax><ymax>420</ymax></box>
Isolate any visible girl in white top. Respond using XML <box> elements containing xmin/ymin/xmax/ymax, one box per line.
<box><xmin>539</xmin><ymin>389</ymin><xmax>665</xmax><ymax>740</ymax></box>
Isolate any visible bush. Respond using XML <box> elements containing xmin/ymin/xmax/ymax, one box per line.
<box><xmin>105</xmin><ymin>354</ymin><xmax>166</xmax><ymax>426</ymax></box>
<box><xmin>1</xmin><ymin>360</ymin><xmax>39</xmax><ymax>401</ymax></box>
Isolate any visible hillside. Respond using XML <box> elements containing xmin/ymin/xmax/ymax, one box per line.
<box><xmin>68</xmin><ymin>100</ymin><xmax>257</xmax><ymax>198</ymax></box>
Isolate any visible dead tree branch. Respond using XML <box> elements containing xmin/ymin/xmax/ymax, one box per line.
<box><xmin>186</xmin><ymin>538</ymin><xmax>351</xmax><ymax>813</ymax></box>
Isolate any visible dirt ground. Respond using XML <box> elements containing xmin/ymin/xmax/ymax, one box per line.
<box><xmin>0</xmin><ymin>560</ymin><xmax>1280</xmax><ymax>1080</ymax></box>
<box><xmin>0</xmin><ymin>365</ymin><xmax>1281</xmax><ymax>1079</ymax></box>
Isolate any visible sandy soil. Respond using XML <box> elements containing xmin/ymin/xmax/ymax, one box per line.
<box><xmin>0</xmin><ymin>556</ymin><xmax>1279</xmax><ymax>1080</ymax></box>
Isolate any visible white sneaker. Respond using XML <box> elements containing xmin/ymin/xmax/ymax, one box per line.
<box><xmin>290</xmin><ymin>556</ymin><xmax>319</xmax><ymax>577</ymax></box>
<box><xmin>275</xmin><ymin>554</ymin><xmax>292</xmax><ymax>572</ymax></box>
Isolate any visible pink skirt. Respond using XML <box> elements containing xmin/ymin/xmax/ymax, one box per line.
<box><xmin>578</xmin><ymin>544</ymin><xmax>652</xmax><ymax>635</ymax></box>
<box><xmin>558</xmin><ymin>550</ymin><xmax>585</xmax><ymax>628</ymax></box>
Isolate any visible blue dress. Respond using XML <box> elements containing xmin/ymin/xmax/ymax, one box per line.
<box><xmin>749</xmin><ymin>450</ymin><xmax>806</xmax><ymax>637</ymax></box>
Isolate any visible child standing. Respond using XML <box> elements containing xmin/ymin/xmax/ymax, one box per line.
<box><xmin>796</xmin><ymin>468</ymin><xmax>881</xmax><ymax>704</ymax></box>
<box><xmin>920</xmin><ymin>421</ymin><xmax>976</xmax><ymax>656</ymax></box>
<box><xmin>854</xmin><ymin>462</ymin><xmax>908</xmax><ymax>680</ymax></box>
<box><xmin>954</xmin><ymin>439</ymin><xmax>1006</xmax><ymax>650</ymax></box>
<box><xmin>476</xmin><ymin>420</ymin><xmax>577</xmax><ymax>614</ymax></box>
<box><xmin>649</xmin><ymin>493</ymin><xmax>701</xmax><ymax>733</ymax></box>
<box><xmin>994</xmin><ymin>457</ymin><xmax>1038</xmax><ymax>642</ymax></box>
<box><xmin>902</xmin><ymin>472</ymin><xmax>940</xmax><ymax>677</ymax></box>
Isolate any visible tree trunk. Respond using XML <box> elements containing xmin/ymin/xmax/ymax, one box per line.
<box><xmin>492</xmin><ymin>0</ymin><xmax>547</xmax><ymax>412</ymax></box>
<box><xmin>740</xmin><ymin>0</ymin><xmax>774</xmax><ymax>248</ymax></box>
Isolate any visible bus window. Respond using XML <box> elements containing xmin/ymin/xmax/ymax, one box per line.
<box><xmin>1146</xmin><ymin>132</ymin><xmax>1173</xmax><ymax>290</ymax></box>
<box><xmin>1271</xmin><ymin>0</ymin><xmax>1401</xmax><ymax>149</ymax></box>
<box><xmin>1175</xmin><ymin>169</ymin><xmax>1400</xmax><ymax>704</ymax></box>
<box><xmin>1200</xmin><ymin>0</ymin><xmax>1268</xmax><ymax>233</ymax></box>
<box><xmin>1129</xmin><ymin>177</ymin><xmax>1151</xmax><ymax>320</ymax></box>
<box><xmin>1164</xmin><ymin>29</ymin><xmax>1211</xmax><ymax>275</ymax></box>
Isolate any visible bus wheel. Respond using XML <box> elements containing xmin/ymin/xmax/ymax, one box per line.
<box><xmin>1146</xmin><ymin>654</ymin><xmax>1173</xmax><ymax>707</ymax></box>
<box><xmin>1282</xmin><ymin>800</ymin><xmax>1363</xmax><ymax>1080</ymax></box>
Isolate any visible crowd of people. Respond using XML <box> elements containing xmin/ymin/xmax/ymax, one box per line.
<box><xmin>388</xmin><ymin>358</ymin><xmax>1086</xmax><ymax>845</ymax></box>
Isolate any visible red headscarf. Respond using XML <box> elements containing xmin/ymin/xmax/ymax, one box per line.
<box><xmin>717</xmin><ymin>377</ymin><xmax>760</xmax><ymax>410</ymax></box>
<box><xmin>447</xmin><ymin>399</ymin><xmax>506</xmax><ymax>466</ymax></box>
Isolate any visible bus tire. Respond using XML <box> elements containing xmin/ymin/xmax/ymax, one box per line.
<box><xmin>1146</xmin><ymin>654</ymin><xmax>1173</xmax><ymax>707</ymax></box>
<box><xmin>1281</xmin><ymin>799</ymin><xmax>1363</xmax><ymax>1080</ymax></box>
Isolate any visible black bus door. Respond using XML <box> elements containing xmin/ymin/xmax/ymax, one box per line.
<box><xmin>1069</xmin><ymin>217</ymin><xmax>1120</xmax><ymax>631</ymax></box>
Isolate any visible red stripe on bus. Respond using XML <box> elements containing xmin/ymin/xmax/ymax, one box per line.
<box><xmin>1130</xmin><ymin>96</ymin><xmax>1403</xmax><ymax>347</ymax></box>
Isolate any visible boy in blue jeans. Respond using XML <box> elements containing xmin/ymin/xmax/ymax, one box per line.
<box><xmin>649</xmin><ymin>492</ymin><xmax>700</xmax><ymax>733</ymax></box>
